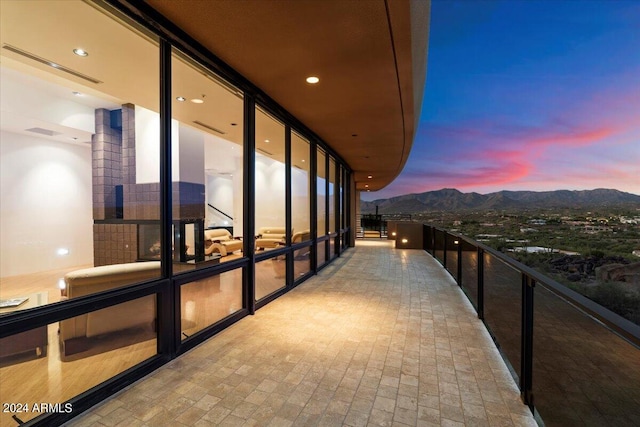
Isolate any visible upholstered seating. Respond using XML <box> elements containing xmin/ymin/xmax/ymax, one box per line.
<box><xmin>204</xmin><ymin>228</ymin><xmax>243</xmax><ymax>256</ymax></box>
<box><xmin>255</xmin><ymin>227</ymin><xmax>289</xmax><ymax>250</ymax></box>
<box><xmin>60</xmin><ymin>261</ymin><xmax>160</xmax><ymax>356</ymax></box>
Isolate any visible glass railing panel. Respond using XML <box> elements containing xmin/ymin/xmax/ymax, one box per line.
<box><xmin>532</xmin><ymin>285</ymin><xmax>640</xmax><ymax>426</ymax></box>
<box><xmin>181</xmin><ymin>268</ymin><xmax>242</xmax><ymax>340</ymax></box>
<box><xmin>434</xmin><ymin>229</ymin><xmax>445</xmax><ymax>264</ymax></box>
<box><xmin>445</xmin><ymin>234</ymin><xmax>458</xmax><ymax>281</ymax></box>
<box><xmin>460</xmin><ymin>240</ymin><xmax>478</xmax><ymax>309</ymax></box>
<box><xmin>483</xmin><ymin>252</ymin><xmax>522</xmax><ymax>381</ymax></box>
<box><xmin>256</xmin><ymin>255</ymin><xmax>287</xmax><ymax>301</ymax></box>
<box><xmin>0</xmin><ymin>295</ymin><xmax>158</xmax><ymax>425</ymax></box>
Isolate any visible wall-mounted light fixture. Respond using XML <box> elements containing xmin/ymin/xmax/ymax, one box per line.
<box><xmin>57</xmin><ymin>248</ymin><xmax>70</xmax><ymax>256</ymax></box>
<box><xmin>391</xmin><ymin>232</ymin><xmax>397</xmax><ymax>237</ymax></box>
<box><xmin>401</xmin><ymin>238</ymin><xmax>408</xmax><ymax>244</ymax></box>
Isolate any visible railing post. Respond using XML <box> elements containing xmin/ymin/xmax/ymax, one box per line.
<box><xmin>521</xmin><ymin>273</ymin><xmax>535</xmax><ymax>409</ymax></box>
<box><xmin>477</xmin><ymin>247</ymin><xmax>484</xmax><ymax>319</ymax></box>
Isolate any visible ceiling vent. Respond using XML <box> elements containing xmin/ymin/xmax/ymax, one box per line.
<box><xmin>26</xmin><ymin>127</ymin><xmax>62</xmax><ymax>137</ymax></box>
<box><xmin>193</xmin><ymin>121</ymin><xmax>226</xmax><ymax>135</ymax></box>
<box><xmin>2</xmin><ymin>44</ymin><xmax>103</xmax><ymax>84</ymax></box>
<box><xmin>257</xmin><ymin>148</ymin><xmax>273</xmax><ymax>156</ymax></box>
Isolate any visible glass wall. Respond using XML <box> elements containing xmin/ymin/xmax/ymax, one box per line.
<box><xmin>291</xmin><ymin>132</ymin><xmax>311</xmax><ymax>243</ymax></box>
<box><xmin>0</xmin><ymin>1</ymin><xmax>352</xmax><ymax>424</ymax></box>
<box><xmin>328</xmin><ymin>157</ymin><xmax>336</xmax><ymax>234</ymax></box>
<box><xmin>0</xmin><ymin>295</ymin><xmax>157</xmax><ymax>426</ymax></box>
<box><xmin>316</xmin><ymin>148</ymin><xmax>327</xmax><ymax>237</ymax></box>
<box><xmin>181</xmin><ymin>269</ymin><xmax>243</xmax><ymax>339</ymax></box>
<box><xmin>256</xmin><ymin>256</ymin><xmax>287</xmax><ymax>300</ymax></box>
<box><xmin>171</xmin><ymin>49</ymin><xmax>244</xmax><ymax>266</ymax></box>
<box><xmin>255</xmin><ymin>107</ymin><xmax>286</xmax><ymax>250</ymax></box>
<box><xmin>0</xmin><ymin>0</ymin><xmax>161</xmax><ymax>305</ymax></box>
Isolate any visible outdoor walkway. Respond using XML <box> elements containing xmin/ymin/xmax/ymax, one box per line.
<box><xmin>68</xmin><ymin>240</ymin><xmax>537</xmax><ymax>427</ymax></box>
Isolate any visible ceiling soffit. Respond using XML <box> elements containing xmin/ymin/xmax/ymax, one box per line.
<box><xmin>145</xmin><ymin>0</ymin><xmax>429</xmax><ymax>192</ymax></box>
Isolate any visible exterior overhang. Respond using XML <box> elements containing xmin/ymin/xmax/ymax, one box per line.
<box><xmin>144</xmin><ymin>0</ymin><xmax>430</xmax><ymax>192</ymax></box>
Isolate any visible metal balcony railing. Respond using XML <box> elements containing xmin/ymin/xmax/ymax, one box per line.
<box><xmin>422</xmin><ymin>224</ymin><xmax>640</xmax><ymax>426</ymax></box>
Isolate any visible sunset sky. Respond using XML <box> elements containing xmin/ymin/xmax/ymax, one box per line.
<box><xmin>363</xmin><ymin>0</ymin><xmax>640</xmax><ymax>201</ymax></box>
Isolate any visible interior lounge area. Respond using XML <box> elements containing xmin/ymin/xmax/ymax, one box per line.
<box><xmin>0</xmin><ymin>0</ymin><xmax>427</xmax><ymax>426</ymax></box>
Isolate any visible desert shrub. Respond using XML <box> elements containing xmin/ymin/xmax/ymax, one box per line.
<box><xmin>587</xmin><ymin>282</ymin><xmax>640</xmax><ymax>325</ymax></box>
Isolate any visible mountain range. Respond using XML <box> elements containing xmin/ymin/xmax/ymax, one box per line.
<box><xmin>360</xmin><ymin>188</ymin><xmax>640</xmax><ymax>214</ymax></box>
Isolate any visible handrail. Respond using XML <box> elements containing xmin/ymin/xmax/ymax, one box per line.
<box><xmin>427</xmin><ymin>224</ymin><xmax>640</xmax><ymax>346</ymax></box>
<box><xmin>423</xmin><ymin>223</ymin><xmax>640</xmax><ymax>424</ymax></box>
<box><xmin>207</xmin><ymin>203</ymin><xmax>233</xmax><ymax>221</ymax></box>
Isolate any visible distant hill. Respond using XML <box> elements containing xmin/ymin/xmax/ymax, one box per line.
<box><xmin>360</xmin><ymin>188</ymin><xmax>640</xmax><ymax>214</ymax></box>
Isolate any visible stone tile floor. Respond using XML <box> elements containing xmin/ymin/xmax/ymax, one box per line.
<box><xmin>67</xmin><ymin>240</ymin><xmax>537</xmax><ymax>426</ymax></box>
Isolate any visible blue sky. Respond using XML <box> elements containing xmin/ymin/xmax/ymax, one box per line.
<box><xmin>362</xmin><ymin>0</ymin><xmax>640</xmax><ymax>201</ymax></box>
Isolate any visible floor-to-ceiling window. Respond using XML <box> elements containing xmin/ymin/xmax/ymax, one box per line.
<box><xmin>170</xmin><ymin>48</ymin><xmax>245</xmax><ymax>339</ymax></box>
<box><xmin>328</xmin><ymin>156</ymin><xmax>337</xmax><ymax>259</ymax></box>
<box><xmin>316</xmin><ymin>147</ymin><xmax>327</xmax><ymax>268</ymax></box>
<box><xmin>0</xmin><ymin>1</ymin><xmax>351</xmax><ymax>425</ymax></box>
<box><xmin>291</xmin><ymin>132</ymin><xmax>312</xmax><ymax>280</ymax></box>
<box><xmin>0</xmin><ymin>2</ymin><xmax>160</xmax><ymax>424</ymax></box>
<box><xmin>254</xmin><ymin>107</ymin><xmax>287</xmax><ymax>300</ymax></box>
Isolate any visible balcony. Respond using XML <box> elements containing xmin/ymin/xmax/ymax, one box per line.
<box><xmin>69</xmin><ymin>240</ymin><xmax>537</xmax><ymax>426</ymax></box>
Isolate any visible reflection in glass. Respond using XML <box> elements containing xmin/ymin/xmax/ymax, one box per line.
<box><xmin>317</xmin><ymin>241</ymin><xmax>327</xmax><ymax>268</ymax></box>
<box><xmin>317</xmin><ymin>148</ymin><xmax>326</xmax><ymax>237</ymax></box>
<box><xmin>171</xmin><ymin>49</ymin><xmax>244</xmax><ymax>266</ymax></box>
<box><xmin>291</xmin><ymin>132</ymin><xmax>311</xmax><ymax>242</ymax></box>
<box><xmin>329</xmin><ymin>157</ymin><xmax>336</xmax><ymax>233</ymax></box>
<box><xmin>256</xmin><ymin>256</ymin><xmax>287</xmax><ymax>300</ymax></box>
<box><xmin>434</xmin><ymin>230</ymin><xmax>446</xmax><ymax>263</ymax></box>
<box><xmin>532</xmin><ymin>285</ymin><xmax>640</xmax><ymax>425</ymax></box>
<box><xmin>483</xmin><ymin>253</ymin><xmax>521</xmax><ymax>381</ymax></box>
<box><xmin>255</xmin><ymin>108</ymin><xmax>286</xmax><ymax>241</ymax></box>
<box><xmin>181</xmin><ymin>269</ymin><xmax>242</xmax><ymax>339</ymax></box>
<box><xmin>460</xmin><ymin>240</ymin><xmax>478</xmax><ymax>309</ymax></box>
<box><xmin>0</xmin><ymin>296</ymin><xmax>157</xmax><ymax>426</ymax></box>
<box><xmin>293</xmin><ymin>244</ymin><xmax>312</xmax><ymax>280</ymax></box>
<box><xmin>0</xmin><ymin>0</ymin><xmax>161</xmax><ymax>305</ymax></box>
<box><xmin>445</xmin><ymin>234</ymin><xmax>458</xmax><ymax>282</ymax></box>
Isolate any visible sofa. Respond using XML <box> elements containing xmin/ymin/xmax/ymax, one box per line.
<box><xmin>60</xmin><ymin>261</ymin><xmax>160</xmax><ymax>357</ymax></box>
<box><xmin>255</xmin><ymin>227</ymin><xmax>289</xmax><ymax>250</ymax></box>
<box><xmin>204</xmin><ymin>228</ymin><xmax>243</xmax><ymax>256</ymax></box>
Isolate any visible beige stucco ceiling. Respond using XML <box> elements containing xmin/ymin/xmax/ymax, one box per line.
<box><xmin>145</xmin><ymin>0</ymin><xmax>430</xmax><ymax>192</ymax></box>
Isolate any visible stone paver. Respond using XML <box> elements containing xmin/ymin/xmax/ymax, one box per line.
<box><xmin>67</xmin><ymin>240</ymin><xmax>537</xmax><ymax>427</ymax></box>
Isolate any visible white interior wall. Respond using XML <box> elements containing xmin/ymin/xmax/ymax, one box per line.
<box><xmin>0</xmin><ymin>131</ymin><xmax>93</xmax><ymax>277</ymax></box>
<box><xmin>291</xmin><ymin>167</ymin><xmax>310</xmax><ymax>233</ymax></box>
<box><xmin>255</xmin><ymin>154</ymin><xmax>286</xmax><ymax>231</ymax></box>
<box><xmin>206</xmin><ymin>175</ymin><xmax>234</xmax><ymax>228</ymax></box>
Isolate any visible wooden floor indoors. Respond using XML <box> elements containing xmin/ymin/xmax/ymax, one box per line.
<box><xmin>0</xmin><ymin>253</ymin><xmax>283</xmax><ymax>427</ymax></box>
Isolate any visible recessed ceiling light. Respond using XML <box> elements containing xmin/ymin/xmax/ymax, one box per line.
<box><xmin>191</xmin><ymin>98</ymin><xmax>204</xmax><ymax>104</ymax></box>
<box><xmin>73</xmin><ymin>48</ymin><xmax>88</xmax><ymax>57</ymax></box>
<box><xmin>265</xmin><ymin>139</ymin><xmax>270</xmax><ymax>143</ymax></box>
<box><xmin>367</xmin><ymin>175</ymin><xmax>373</xmax><ymax>179</ymax></box>
<box><xmin>367</xmin><ymin>189</ymin><xmax>370</xmax><ymax>192</ymax></box>
<box><xmin>365</xmin><ymin>184</ymin><xmax>369</xmax><ymax>188</ymax></box>
<box><xmin>301</xmin><ymin>159</ymin><xmax>306</xmax><ymax>162</ymax></box>
<box><xmin>176</xmin><ymin>96</ymin><xmax>186</xmax><ymax>102</ymax></box>
<box><xmin>306</xmin><ymin>76</ymin><xmax>319</xmax><ymax>84</ymax></box>
<box><xmin>72</xmin><ymin>91</ymin><xmax>83</xmax><ymax>96</ymax></box>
